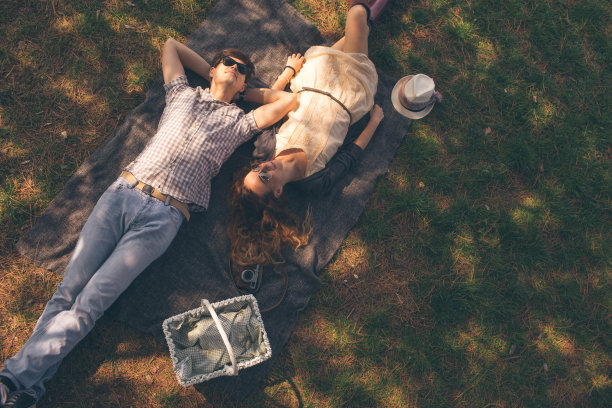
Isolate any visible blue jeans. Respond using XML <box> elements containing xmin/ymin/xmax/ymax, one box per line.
<box><xmin>1</xmin><ymin>177</ymin><xmax>184</xmax><ymax>399</ymax></box>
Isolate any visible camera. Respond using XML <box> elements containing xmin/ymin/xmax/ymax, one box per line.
<box><xmin>240</xmin><ymin>264</ymin><xmax>260</xmax><ymax>290</ymax></box>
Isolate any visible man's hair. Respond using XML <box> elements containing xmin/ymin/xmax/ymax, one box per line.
<box><xmin>227</xmin><ymin>166</ymin><xmax>310</xmax><ymax>266</ymax></box>
<box><xmin>211</xmin><ymin>48</ymin><xmax>255</xmax><ymax>82</ymax></box>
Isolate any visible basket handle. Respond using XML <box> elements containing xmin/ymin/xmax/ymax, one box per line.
<box><xmin>202</xmin><ymin>299</ymin><xmax>238</xmax><ymax>376</ymax></box>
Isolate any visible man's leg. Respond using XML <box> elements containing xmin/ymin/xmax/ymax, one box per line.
<box><xmin>30</xmin><ymin>178</ymin><xmax>134</xmax><ymax>336</ymax></box>
<box><xmin>1</xmin><ymin>180</ymin><xmax>184</xmax><ymax>399</ymax></box>
<box><xmin>0</xmin><ymin>178</ymin><xmax>130</xmax><ymax>400</ymax></box>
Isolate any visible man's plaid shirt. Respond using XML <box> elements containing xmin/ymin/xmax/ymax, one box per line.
<box><xmin>126</xmin><ymin>75</ymin><xmax>260</xmax><ymax>211</ymax></box>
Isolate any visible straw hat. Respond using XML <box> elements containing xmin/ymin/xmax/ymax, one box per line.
<box><xmin>391</xmin><ymin>74</ymin><xmax>442</xmax><ymax>119</ymax></box>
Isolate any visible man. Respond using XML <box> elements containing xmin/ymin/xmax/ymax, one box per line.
<box><xmin>0</xmin><ymin>38</ymin><xmax>298</xmax><ymax>407</ymax></box>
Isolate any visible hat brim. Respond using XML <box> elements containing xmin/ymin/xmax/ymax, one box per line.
<box><xmin>391</xmin><ymin>75</ymin><xmax>435</xmax><ymax>120</ymax></box>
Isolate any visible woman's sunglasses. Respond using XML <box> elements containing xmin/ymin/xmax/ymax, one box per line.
<box><xmin>221</xmin><ymin>56</ymin><xmax>250</xmax><ymax>75</ymax></box>
<box><xmin>251</xmin><ymin>165</ymin><xmax>270</xmax><ymax>184</ymax></box>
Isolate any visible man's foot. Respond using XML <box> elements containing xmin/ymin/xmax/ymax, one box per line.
<box><xmin>4</xmin><ymin>389</ymin><xmax>37</xmax><ymax>408</ymax></box>
<box><xmin>0</xmin><ymin>376</ymin><xmax>17</xmax><ymax>405</ymax></box>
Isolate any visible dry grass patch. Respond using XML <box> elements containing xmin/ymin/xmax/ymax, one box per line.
<box><xmin>0</xmin><ymin>257</ymin><xmax>59</xmax><ymax>357</ymax></box>
<box><xmin>288</xmin><ymin>0</ymin><xmax>346</xmax><ymax>40</ymax></box>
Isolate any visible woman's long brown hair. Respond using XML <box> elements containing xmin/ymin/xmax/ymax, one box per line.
<box><xmin>227</xmin><ymin>168</ymin><xmax>310</xmax><ymax>266</ymax></box>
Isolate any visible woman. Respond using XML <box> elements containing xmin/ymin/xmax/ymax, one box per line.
<box><xmin>228</xmin><ymin>1</ymin><xmax>387</xmax><ymax>266</ymax></box>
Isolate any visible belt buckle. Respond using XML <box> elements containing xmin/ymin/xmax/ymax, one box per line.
<box><xmin>141</xmin><ymin>184</ymin><xmax>154</xmax><ymax>196</ymax></box>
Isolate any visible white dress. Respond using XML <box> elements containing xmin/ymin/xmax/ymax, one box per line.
<box><xmin>274</xmin><ymin>46</ymin><xmax>378</xmax><ymax>176</ymax></box>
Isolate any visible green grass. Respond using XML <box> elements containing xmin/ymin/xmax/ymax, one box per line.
<box><xmin>0</xmin><ymin>0</ymin><xmax>610</xmax><ymax>407</ymax></box>
<box><xmin>283</xmin><ymin>0</ymin><xmax>611</xmax><ymax>407</ymax></box>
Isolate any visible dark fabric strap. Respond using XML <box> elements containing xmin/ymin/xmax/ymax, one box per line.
<box><xmin>298</xmin><ymin>86</ymin><xmax>353</xmax><ymax>123</ymax></box>
<box><xmin>403</xmin><ymin>91</ymin><xmax>443</xmax><ymax>113</ymax></box>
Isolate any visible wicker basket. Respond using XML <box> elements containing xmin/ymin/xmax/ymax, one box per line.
<box><xmin>162</xmin><ymin>294</ymin><xmax>272</xmax><ymax>386</ymax></box>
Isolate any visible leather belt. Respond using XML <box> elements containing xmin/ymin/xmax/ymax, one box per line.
<box><xmin>298</xmin><ymin>87</ymin><xmax>353</xmax><ymax>123</ymax></box>
<box><xmin>120</xmin><ymin>171</ymin><xmax>190</xmax><ymax>221</ymax></box>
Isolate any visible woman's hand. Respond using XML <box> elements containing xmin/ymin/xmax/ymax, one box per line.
<box><xmin>271</xmin><ymin>53</ymin><xmax>305</xmax><ymax>90</ymax></box>
<box><xmin>286</xmin><ymin>53</ymin><xmax>305</xmax><ymax>75</ymax></box>
<box><xmin>369</xmin><ymin>104</ymin><xmax>384</xmax><ymax>126</ymax></box>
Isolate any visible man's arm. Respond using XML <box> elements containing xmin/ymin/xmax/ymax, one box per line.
<box><xmin>245</xmin><ymin>88</ymin><xmax>297</xmax><ymax>130</ymax></box>
<box><xmin>253</xmin><ymin>53</ymin><xmax>304</xmax><ymax>129</ymax></box>
<box><xmin>162</xmin><ymin>38</ymin><xmax>212</xmax><ymax>84</ymax></box>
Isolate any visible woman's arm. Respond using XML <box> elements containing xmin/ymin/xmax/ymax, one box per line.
<box><xmin>271</xmin><ymin>53</ymin><xmax>305</xmax><ymax>90</ymax></box>
<box><xmin>295</xmin><ymin>143</ymin><xmax>364</xmax><ymax>195</ymax></box>
<box><xmin>353</xmin><ymin>104</ymin><xmax>384</xmax><ymax>149</ymax></box>
<box><xmin>162</xmin><ymin>38</ymin><xmax>212</xmax><ymax>84</ymax></box>
<box><xmin>295</xmin><ymin>104</ymin><xmax>385</xmax><ymax>195</ymax></box>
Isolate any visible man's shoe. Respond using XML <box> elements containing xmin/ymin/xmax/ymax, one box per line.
<box><xmin>4</xmin><ymin>389</ymin><xmax>37</xmax><ymax>408</ymax></box>
<box><xmin>0</xmin><ymin>376</ymin><xmax>17</xmax><ymax>405</ymax></box>
<box><xmin>350</xmin><ymin>0</ymin><xmax>390</xmax><ymax>26</ymax></box>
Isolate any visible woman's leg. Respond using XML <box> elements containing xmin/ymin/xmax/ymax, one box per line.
<box><xmin>342</xmin><ymin>5</ymin><xmax>370</xmax><ymax>55</ymax></box>
<box><xmin>331</xmin><ymin>36</ymin><xmax>345</xmax><ymax>51</ymax></box>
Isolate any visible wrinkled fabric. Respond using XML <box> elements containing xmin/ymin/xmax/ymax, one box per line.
<box><xmin>276</xmin><ymin>46</ymin><xmax>378</xmax><ymax>176</ymax></box>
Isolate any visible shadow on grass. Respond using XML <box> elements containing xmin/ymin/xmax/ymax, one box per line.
<box><xmin>36</xmin><ymin>315</ymin><xmax>211</xmax><ymax>408</ymax></box>
<box><xmin>194</xmin><ymin>345</ymin><xmax>306</xmax><ymax>408</ymax></box>
<box><xmin>274</xmin><ymin>0</ymin><xmax>610</xmax><ymax>406</ymax></box>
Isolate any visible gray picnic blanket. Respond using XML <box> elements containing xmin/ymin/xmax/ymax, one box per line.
<box><xmin>16</xmin><ymin>0</ymin><xmax>411</xmax><ymax>399</ymax></box>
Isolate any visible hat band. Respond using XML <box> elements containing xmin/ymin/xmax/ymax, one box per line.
<box><xmin>403</xmin><ymin>91</ymin><xmax>443</xmax><ymax>112</ymax></box>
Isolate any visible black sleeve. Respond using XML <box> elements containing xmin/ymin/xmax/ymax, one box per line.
<box><xmin>293</xmin><ymin>143</ymin><xmax>364</xmax><ymax>195</ymax></box>
<box><xmin>251</xmin><ymin>124</ymin><xmax>278</xmax><ymax>161</ymax></box>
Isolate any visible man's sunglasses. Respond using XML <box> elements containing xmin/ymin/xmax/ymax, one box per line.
<box><xmin>251</xmin><ymin>165</ymin><xmax>270</xmax><ymax>184</ymax></box>
<box><xmin>221</xmin><ymin>56</ymin><xmax>250</xmax><ymax>75</ymax></box>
